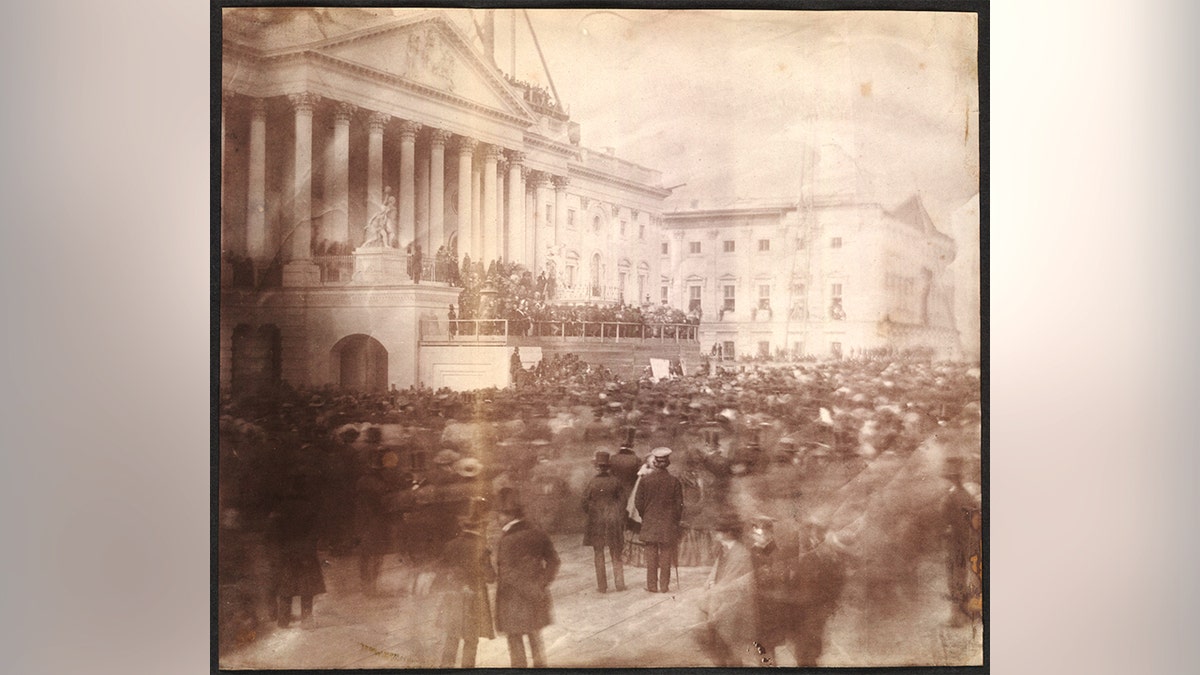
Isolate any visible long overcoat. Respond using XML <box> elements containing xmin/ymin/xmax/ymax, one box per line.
<box><xmin>581</xmin><ymin>471</ymin><xmax>625</xmax><ymax>548</ymax></box>
<box><xmin>495</xmin><ymin>520</ymin><xmax>560</xmax><ymax>634</ymax></box>
<box><xmin>432</xmin><ymin>530</ymin><xmax>496</xmax><ymax>640</ymax></box>
<box><xmin>700</xmin><ymin>541</ymin><xmax>758</xmax><ymax>664</ymax></box>
<box><xmin>267</xmin><ymin>492</ymin><xmax>327</xmax><ymax>598</ymax></box>
<box><xmin>634</xmin><ymin>469</ymin><xmax>684</xmax><ymax>544</ymax></box>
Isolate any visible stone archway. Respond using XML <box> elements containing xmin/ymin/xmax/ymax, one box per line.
<box><xmin>331</xmin><ymin>334</ymin><xmax>388</xmax><ymax>392</ymax></box>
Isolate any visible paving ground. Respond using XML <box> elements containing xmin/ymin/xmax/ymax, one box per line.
<box><xmin>220</xmin><ymin>430</ymin><xmax>984</xmax><ymax>669</ymax></box>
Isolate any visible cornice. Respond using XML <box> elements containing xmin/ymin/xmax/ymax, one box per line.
<box><xmin>568</xmin><ymin>163</ymin><xmax>672</xmax><ymax>200</ymax></box>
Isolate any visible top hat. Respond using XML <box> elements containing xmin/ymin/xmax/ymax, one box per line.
<box><xmin>593</xmin><ymin>451</ymin><xmax>611</xmax><ymax>467</ymax></box>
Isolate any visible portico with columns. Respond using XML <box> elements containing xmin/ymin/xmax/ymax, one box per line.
<box><xmin>220</xmin><ymin>9</ymin><xmax>671</xmax><ymax>392</ymax></box>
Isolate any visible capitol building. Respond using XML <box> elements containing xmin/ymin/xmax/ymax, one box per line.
<box><xmin>218</xmin><ymin>7</ymin><xmax>975</xmax><ymax>394</ymax></box>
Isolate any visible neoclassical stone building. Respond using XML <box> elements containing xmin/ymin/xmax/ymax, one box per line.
<box><xmin>661</xmin><ymin>195</ymin><xmax>959</xmax><ymax>360</ymax></box>
<box><xmin>219</xmin><ymin>8</ymin><xmax>672</xmax><ymax>392</ymax></box>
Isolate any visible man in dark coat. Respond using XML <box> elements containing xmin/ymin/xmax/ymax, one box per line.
<box><xmin>582</xmin><ymin>451</ymin><xmax>626</xmax><ymax>592</ymax></box>
<box><xmin>608</xmin><ymin>442</ymin><xmax>641</xmax><ymax>496</ymax></box>
<box><xmin>789</xmin><ymin>518</ymin><xmax>848</xmax><ymax>666</ymax></box>
<box><xmin>634</xmin><ymin>447</ymin><xmax>684</xmax><ymax>593</ymax></box>
<box><xmin>434</xmin><ymin>504</ymin><xmax>496</xmax><ymax>668</ymax></box>
<box><xmin>494</xmin><ymin>488</ymin><xmax>561</xmax><ymax>667</ymax></box>
<box><xmin>268</xmin><ymin>471</ymin><xmax>327</xmax><ymax>628</ymax></box>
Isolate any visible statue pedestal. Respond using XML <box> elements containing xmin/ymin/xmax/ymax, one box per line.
<box><xmin>282</xmin><ymin>260</ymin><xmax>320</xmax><ymax>287</ymax></box>
<box><xmin>352</xmin><ymin>246</ymin><xmax>407</xmax><ymax>285</ymax></box>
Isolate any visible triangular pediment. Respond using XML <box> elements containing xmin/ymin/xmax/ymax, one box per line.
<box><xmin>315</xmin><ymin>15</ymin><xmax>532</xmax><ymax>121</ymax></box>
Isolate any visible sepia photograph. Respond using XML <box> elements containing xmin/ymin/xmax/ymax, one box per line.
<box><xmin>215</xmin><ymin>4</ymin><xmax>984</xmax><ymax>670</ymax></box>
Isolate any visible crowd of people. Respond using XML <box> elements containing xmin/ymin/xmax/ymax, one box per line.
<box><xmin>217</xmin><ymin>352</ymin><xmax>982</xmax><ymax>664</ymax></box>
<box><xmin>452</xmin><ymin>258</ymin><xmax>696</xmax><ymax>338</ymax></box>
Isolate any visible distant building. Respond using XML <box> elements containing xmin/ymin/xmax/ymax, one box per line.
<box><xmin>219</xmin><ymin>8</ymin><xmax>671</xmax><ymax>392</ymax></box>
<box><xmin>661</xmin><ymin>195</ymin><xmax>959</xmax><ymax>360</ymax></box>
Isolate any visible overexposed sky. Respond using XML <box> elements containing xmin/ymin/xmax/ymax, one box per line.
<box><xmin>438</xmin><ymin>8</ymin><xmax>979</xmax><ymax>227</ymax></box>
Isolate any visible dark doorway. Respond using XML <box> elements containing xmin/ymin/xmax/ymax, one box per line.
<box><xmin>332</xmin><ymin>334</ymin><xmax>388</xmax><ymax>392</ymax></box>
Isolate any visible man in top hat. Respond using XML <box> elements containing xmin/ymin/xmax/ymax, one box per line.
<box><xmin>494</xmin><ymin>487</ymin><xmax>560</xmax><ymax>668</ymax></box>
<box><xmin>426</xmin><ymin>449</ymin><xmax>464</xmax><ymax>486</ymax></box>
<box><xmin>582</xmin><ymin>451</ymin><xmax>626</xmax><ymax>593</ymax></box>
<box><xmin>609</xmin><ymin>439</ymin><xmax>642</xmax><ymax>495</ymax></box>
<box><xmin>634</xmin><ymin>447</ymin><xmax>684</xmax><ymax>593</ymax></box>
<box><xmin>433</xmin><ymin>501</ymin><xmax>496</xmax><ymax>668</ymax></box>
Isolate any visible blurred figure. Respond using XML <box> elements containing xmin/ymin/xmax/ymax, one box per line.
<box><xmin>354</xmin><ymin>449</ymin><xmax>394</xmax><ymax>595</ymax></box>
<box><xmin>434</xmin><ymin>502</ymin><xmax>496</xmax><ymax>668</ymax></box>
<box><xmin>942</xmin><ymin>456</ymin><xmax>982</xmax><ymax>628</ymax></box>
<box><xmin>747</xmin><ymin>515</ymin><xmax>800</xmax><ymax>665</ymax></box>
<box><xmin>582</xmin><ymin>451</ymin><xmax>626</xmax><ymax>593</ymax></box>
<box><xmin>635</xmin><ymin>447</ymin><xmax>684</xmax><ymax>592</ymax></box>
<box><xmin>694</xmin><ymin>514</ymin><xmax>758</xmax><ymax>666</ymax></box>
<box><xmin>267</xmin><ymin>471</ymin><xmax>326</xmax><ymax>628</ymax></box>
<box><xmin>790</xmin><ymin>518</ymin><xmax>848</xmax><ymax>666</ymax></box>
<box><xmin>609</xmin><ymin>441</ymin><xmax>641</xmax><ymax>494</ymax></box>
<box><xmin>494</xmin><ymin>488</ymin><xmax>561</xmax><ymax>668</ymax></box>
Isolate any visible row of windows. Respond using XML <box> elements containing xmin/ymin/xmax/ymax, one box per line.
<box><xmin>660</xmin><ymin>236</ymin><xmax>844</xmax><ymax>256</ymax></box>
<box><xmin>556</xmin><ymin>208</ymin><xmax>649</xmax><ymax>239</ymax></box>
<box><xmin>670</xmin><ymin>283</ymin><xmax>843</xmax><ymax>312</ymax></box>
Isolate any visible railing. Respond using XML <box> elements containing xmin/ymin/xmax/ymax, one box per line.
<box><xmin>420</xmin><ymin>319</ymin><xmax>699</xmax><ymax>344</ymax></box>
<box><xmin>315</xmin><ymin>255</ymin><xmax>354</xmax><ymax>283</ymax></box>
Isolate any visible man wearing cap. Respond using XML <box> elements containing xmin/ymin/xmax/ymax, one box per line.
<box><xmin>582</xmin><ymin>451</ymin><xmax>626</xmax><ymax>593</ymax></box>
<box><xmin>634</xmin><ymin>447</ymin><xmax>684</xmax><ymax>593</ymax></box>
<box><xmin>494</xmin><ymin>488</ymin><xmax>560</xmax><ymax>668</ymax></box>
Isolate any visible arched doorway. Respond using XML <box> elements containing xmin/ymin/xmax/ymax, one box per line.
<box><xmin>331</xmin><ymin>334</ymin><xmax>388</xmax><ymax>392</ymax></box>
<box><xmin>231</xmin><ymin>324</ymin><xmax>281</xmax><ymax>396</ymax></box>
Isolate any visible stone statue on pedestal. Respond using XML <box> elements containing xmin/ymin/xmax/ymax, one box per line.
<box><xmin>363</xmin><ymin>187</ymin><xmax>397</xmax><ymax>248</ymax></box>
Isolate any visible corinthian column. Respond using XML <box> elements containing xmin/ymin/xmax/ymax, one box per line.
<box><xmin>246</xmin><ymin>98</ymin><xmax>268</xmax><ymax>261</ymax></box>
<box><xmin>366</xmin><ymin>111</ymin><xmax>389</xmax><ymax>249</ymax></box>
<box><xmin>288</xmin><ymin>92</ymin><xmax>319</xmax><ymax>262</ymax></box>
<box><xmin>324</xmin><ymin>102</ymin><xmax>355</xmax><ymax>249</ymax></box>
<box><xmin>506</xmin><ymin>151</ymin><xmax>526</xmax><ymax>264</ymax></box>
<box><xmin>552</xmin><ymin>175</ymin><xmax>570</xmax><ymax>249</ymax></box>
<box><xmin>398</xmin><ymin>120</ymin><xmax>421</xmax><ymax>249</ymax></box>
<box><xmin>528</xmin><ymin>171</ymin><xmax>549</xmax><ymax>269</ymax></box>
<box><xmin>481</xmin><ymin>145</ymin><xmax>501</xmax><ymax>264</ymax></box>
<box><xmin>429</xmin><ymin>129</ymin><xmax>451</xmax><ymax>253</ymax></box>
<box><xmin>454</xmin><ymin>136</ymin><xmax>476</xmax><ymax>260</ymax></box>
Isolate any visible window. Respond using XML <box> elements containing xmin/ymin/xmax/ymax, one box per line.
<box><xmin>618</xmin><ymin>272</ymin><xmax>627</xmax><ymax>301</ymax></box>
<box><xmin>723</xmin><ymin>341</ymin><xmax>736</xmax><ymax>359</ymax></box>
<box><xmin>832</xmin><ymin>283</ymin><xmax>843</xmax><ymax>298</ymax></box>
<box><xmin>831</xmin><ymin>237</ymin><xmax>843</xmax><ymax>249</ymax></box>
<box><xmin>638</xmin><ymin>274</ymin><xmax>646</xmax><ymax>303</ymax></box>
<box><xmin>758</xmin><ymin>341</ymin><xmax>771</xmax><ymax>358</ymax></box>
<box><xmin>567</xmin><ymin>209</ymin><xmax>576</xmax><ymax>228</ymax></box>
<box><xmin>758</xmin><ymin>285</ymin><xmax>771</xmax><ymax>310</ymax></box>
<box><xmin>566</xmin><ymin>264</ymin><xmax>576</xmax><ymax>287</ymax></box>
<box><xmin>723</xmin><ymin>285</ymin><xmax>736</xmax><ymax>312</ymax></box>
<box><xmin>758</xmin><ymin>239</ymin><xmax>771</xmax><ymax>252</ymax></box>
<box><xmin>593</xmin><ymin>215</ymin><xmax>601</xmax><ymax>233</ymax></box>
<box><xmin>688</xmin><ymin>241</ymin><xmax>701</xmax><ymax>254</ymax></box>
<box><xmin>689</xmin><ymin>286</ymin><xmax>702</xmax><ymax>312</ymax></box>
<box><xmin>620</xmin><ymin>220</ymin><xmax>627</xmax><ymax>236</ymax></box>
<box><xmin>796</xmin><ymin>237</ymin><xmax>805</xmax><ymax>250</ymax></box>
<box><xmin>661</xmin><ymin>242</ymin><xmax>669</xmax><ymax>255</ymax></box>
<box><xmin>639</xmin><ymin>223</ymin><xmax>645</xmax><ymax>240</ymax></box>
<box><xmin>661</xmin><ymin>285</ymin><xmax>669</xmax><ymax>304</ymax></box>
<box><xmin>545</xmin><ymin>204</ymin><xmax>553</xmax><ymax>224</ymax></box>
<box><xmin>723</xmin><ymin>240</ymin><xmax>736</xmax><ymax>253</ymax></box>
<box><xmin>830</xmin><ymin>341</ymin><xmax>843</xmax><ymax>358</ymax></box>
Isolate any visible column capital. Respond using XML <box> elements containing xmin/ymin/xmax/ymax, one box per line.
<box><xmin>551</xmin><ymin>175</ymin><xmax>570</xmax><ymax>190</ymax></box>
<box><xmin>483</xmin><ymin>144</ymin><xmax>504</xmax><ymax>161</ymax></box>
<box><xmin>287</xmin><ymin>92</ymin><xmax>320</xmax><ymax>114</ymax></box>
<box><xmin>398</xmin><ymin>119</ymin><xmax>422</xmax><ymax>139</ymax></box>
<box><xmin>528</xmin><ymin>170</ymin><xmax>550</xmax><ymax>189</ymax></box>
<box><xmin>249</xmin><ymin>97</ymin><xmax>268</xmax><ymax>118</ymax></box>
<box><xmin>333</xmin><ymin>101</ymin><xmax>357</xmax><ymax>122</ymax></box>
<box><xmin>368</xmin><ymin>111</ymin><xmax>390</xmax><ymax>132</ymax></box>
<box><xmin>453</xmin><ymin>135</ymin><xmax>478</xmax><ymax>155</ymax></box>
<box><xmin>429</xmin><ymin>128</ymin><xmax>453</xmax><ymax>147</ymax></box>
<box><xmin>505</xmin><ymin>149</ymin><xmax>526</xmax><ymax>166</ymax></box>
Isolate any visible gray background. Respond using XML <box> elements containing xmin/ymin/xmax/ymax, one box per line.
<box><xmin>1</xmin><ymin>1</ymin><xmax>1198</xmax><ymax>673</ymax></box>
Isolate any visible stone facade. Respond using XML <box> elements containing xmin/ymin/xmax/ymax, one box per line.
<box><xmin>219</xmin><ymin>8</ymin><xmax>671</xmax><ymax>392</ymax></box>
<box><xmin>661</xmin><ymin>196</ymin><xmax>960</xmax><ymax>360</ymax></box>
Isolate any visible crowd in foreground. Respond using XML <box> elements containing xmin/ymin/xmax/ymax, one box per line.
<box><xmin>218</xmin><ymin>354</ymin><xmax>983</xmax><ymax>665</ymax></box>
